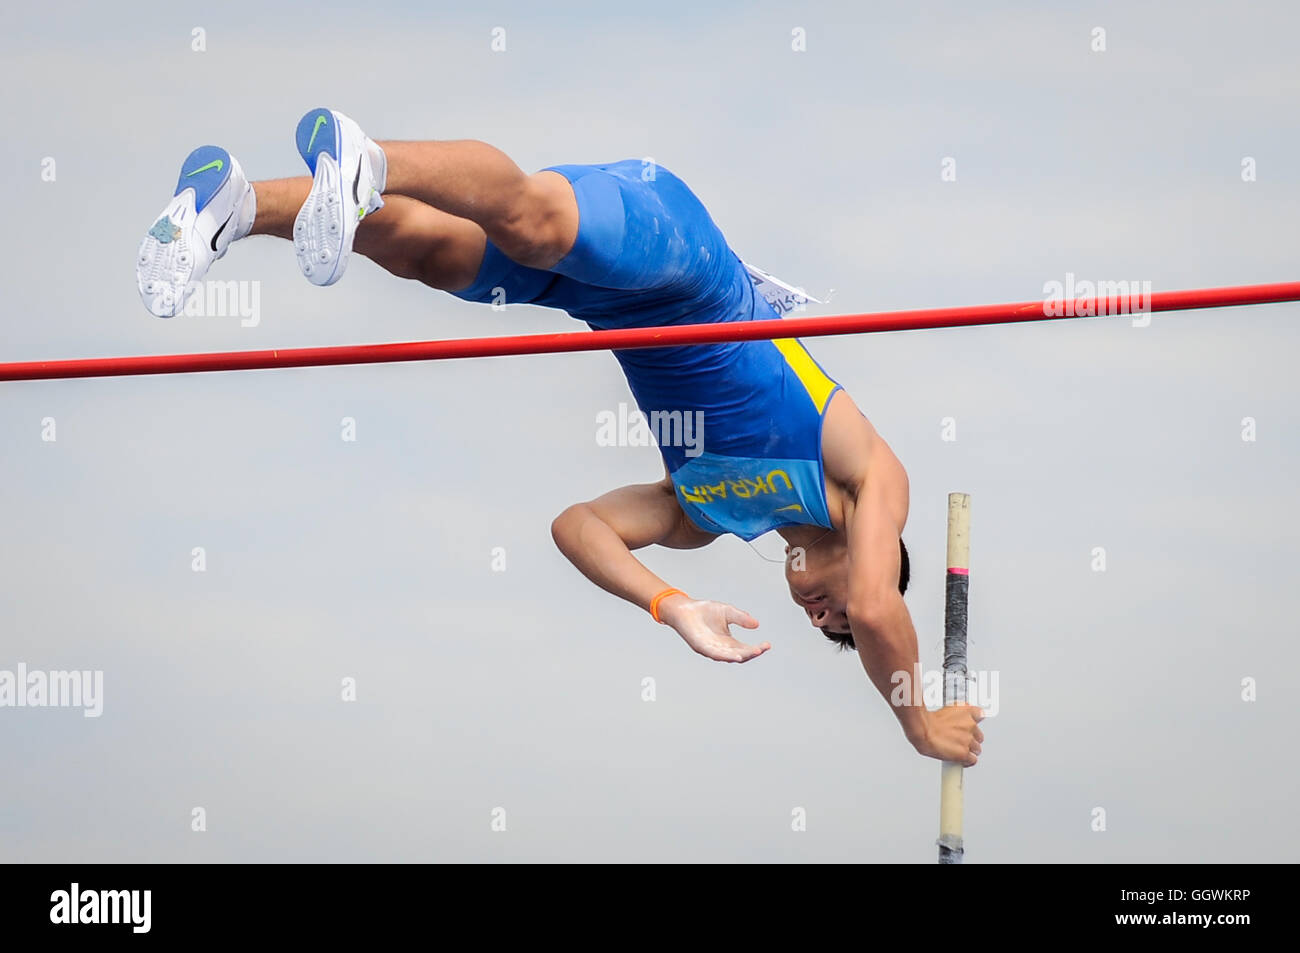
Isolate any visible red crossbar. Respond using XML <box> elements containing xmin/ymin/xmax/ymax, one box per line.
<box><xmin>2</xmin><ymin>281</ymin><xmax>1298</xmax><ymax>382</ymax></box>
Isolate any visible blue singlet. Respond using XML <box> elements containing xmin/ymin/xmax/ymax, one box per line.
<box><xmin>450</xmin><ymin>160</ymin><xmax>840</xmax><ymax>541</ymax></box>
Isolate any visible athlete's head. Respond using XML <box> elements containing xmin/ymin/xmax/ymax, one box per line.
<box><xmin>784</xmin><ymin>535</ymin><xmax>909</xmax><ymax>651</ymax></box>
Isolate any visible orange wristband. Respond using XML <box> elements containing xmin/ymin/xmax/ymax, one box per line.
<box><xmin>649</xmin><ymin>587</ymin><xmax>687</xmax><ymax>624</ymax></box>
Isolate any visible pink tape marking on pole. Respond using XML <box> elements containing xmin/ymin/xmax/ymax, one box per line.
<box><xmin>2</xmin><ymin>280</ymin><xmax>1298</xmax><ymax>382</ymax></box>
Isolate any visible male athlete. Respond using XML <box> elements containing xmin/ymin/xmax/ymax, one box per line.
<box><xmin>136</xmin><ymin>108</ymin><xmax>983</xmax><ymax>766</ymax></box>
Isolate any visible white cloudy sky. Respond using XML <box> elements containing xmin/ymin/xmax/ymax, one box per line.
<box><xmin>1</xmin><ymin>0</ymin><xmax>1297</xmax><ymax>862</ymax></box>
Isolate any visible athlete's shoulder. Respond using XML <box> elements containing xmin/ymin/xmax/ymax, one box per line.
<box><xmin>820</xmin><ymin>389</ymin><xmax>881</xmax><ymax>492</ymax></box>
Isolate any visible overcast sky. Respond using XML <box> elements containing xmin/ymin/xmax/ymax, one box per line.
<box><xmin>2</xmin><ymin>0</ymin><xmax>1297</xmax><ymax>862</ymax></box>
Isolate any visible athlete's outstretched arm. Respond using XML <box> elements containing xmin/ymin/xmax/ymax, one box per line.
<box><xmin>844</xmin><ymin>473</ymin><xmax>984</xmax><ymax>766</ymax></box>
<box><xmin>551</xmin><ymin>481</ymin><xmax>771</xmax><ymax>663</ymax></box>
<box><xmin>821</xmin><ymin>394</ymin><xmax>983</xmax><ymax>763</ymax></box>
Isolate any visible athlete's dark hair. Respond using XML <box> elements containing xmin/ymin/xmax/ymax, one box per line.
<box><xmin>821</xmin><ymin>537</ymin><xmax>909</xmax><ymax>652</ymax></box>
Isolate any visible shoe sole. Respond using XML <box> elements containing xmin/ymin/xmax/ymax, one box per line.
<box><xmin>137</xmin><ymin>145</ymin><xmax>233</xmax><ymax>317</ymax></box>
<box><xmin>293</xmin><ymin>109</ymin><xmax>349</xmax><ymax>286</ymax></box>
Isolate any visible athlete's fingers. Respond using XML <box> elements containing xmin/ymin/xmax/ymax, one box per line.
<box><xmin>711</xmin><ymin>639</ymin><xmax>753</xmax><ymax>663</ymax></box>
<box><xmin>724</xmin><ymin>605</ymin><xmax>759</xmax><ymax>629</ymax></box>
<box><xmin>973</xmin><ymin>725</ymin><xmax>985</xmax><ymax>743</ymax></box>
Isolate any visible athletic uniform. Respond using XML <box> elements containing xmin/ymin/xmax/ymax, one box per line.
<box><xmin>450</xmin><ymin>161</ymin><xmax>840</xmax><ymax>541</ymax></box>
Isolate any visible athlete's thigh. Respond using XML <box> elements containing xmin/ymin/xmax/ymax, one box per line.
<box><xmin>544</xmin><ymin>161</ymin><xmax>731</xmax><ymax>294</ymax></box>
<box><xmin>354</xmin><ymin>194</ymin><xmax>486</xmax><ymax>290</ymax></box>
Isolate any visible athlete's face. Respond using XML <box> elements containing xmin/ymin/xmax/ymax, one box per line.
<box><xmin>783</xmin><ymin>536</ymin><xmax>851</xmax><ymax>636</ymax></box>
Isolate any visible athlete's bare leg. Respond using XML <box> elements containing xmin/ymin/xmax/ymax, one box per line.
<box><xmin>377</xmin><ymin>140</ymin><xmax>580</xmax><ymax>271</ymax></box>
<box><xmin>248</xmin><ymin>177</ymin><xmax>486</xmax><ymax>291</ymax></box>
<box><xmin>247</xmin><ymin>135</ymin><xmax>578</xmax><ymax>290</ymax></box>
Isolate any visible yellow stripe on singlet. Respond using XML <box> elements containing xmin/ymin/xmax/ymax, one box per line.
<box><xmin>773</xmin><ymin>338</ymin><xmax>837</xmax><ymax>413</ymax></box>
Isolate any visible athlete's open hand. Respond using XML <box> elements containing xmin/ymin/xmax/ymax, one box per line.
<box><xmin>914</xmin><ymin>704</ymin><xmax>985</xmax><ymax>765</ymax></box>
<box><xmin>658</xmin><ymin>597</ymin><xmax>771</xmax><ymax>663</ymax></box>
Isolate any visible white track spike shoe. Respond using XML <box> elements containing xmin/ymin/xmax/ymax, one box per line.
<box><xmin>136</xmin><ymin>146</ymin><xmax>255</xmax><ymax>318</ymax></box>
<box><xmin>292</xmin><ymin>108</ymin><xmax>387</xmax><ymax>286</ymax></box>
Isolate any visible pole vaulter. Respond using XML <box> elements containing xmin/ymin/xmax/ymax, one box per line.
<box><xmin>8</xmin><ymin>104</ymin><xmax>1299</xmax><ymax>860</ymax></box>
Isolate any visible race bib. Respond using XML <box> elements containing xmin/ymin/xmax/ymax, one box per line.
<box><xmin>742</xmin><ymin>262</ymin><xmax>825</xmax><ymax>316</ymax></box>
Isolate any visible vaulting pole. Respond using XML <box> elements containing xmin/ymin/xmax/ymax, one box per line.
<box><xmin>1</xmin><ymin>281</ymin><xmax>1298</xmax><ymax>382</ymax></box>
<box><xmin>938</xmin><ymin>492</ymin><xmax>971</xmax><ymax>864</ymax></box>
